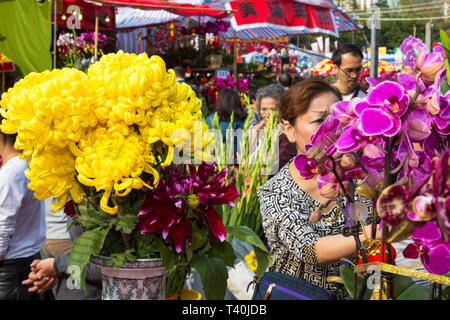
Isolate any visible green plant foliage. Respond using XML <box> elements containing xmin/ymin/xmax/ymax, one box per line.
<box><xmin>440</xmin><ymin>30</ymin><xmax>450</xmax><ymax>95</ymax></box>
<box><xmin>207</xmin><ymin>239</ymin><xmax>237</xmax><ymax>268</ymax></box>
<box><xmin>225</xmin><ymin>225</ymin><xmax>272</xmax><ymax>280</ymax></box>
<box><xmin>68</xmin><ymin>227</ymin><xmax>111</xmax><ymax>292</ymax></box>
<box><xmin>106</xmin><ymin>249</ymin><xmax>137</xmax><ymax>269</ymax></box>
<box><xmin>190</xmin><ymin>255</ymin><xmax>228</xmax><ymax>300</ymax></box>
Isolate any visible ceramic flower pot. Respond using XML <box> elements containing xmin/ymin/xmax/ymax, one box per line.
<box><xmin>90</xmin><ymin>255</ymin><xmax>167</xmax><ymax>300</ymax></box>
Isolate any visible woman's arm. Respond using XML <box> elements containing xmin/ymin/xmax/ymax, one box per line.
<box><xmin>315</xmin><ymin>225</ymin><xmax>382</xmax><ymax>264</ymax></box>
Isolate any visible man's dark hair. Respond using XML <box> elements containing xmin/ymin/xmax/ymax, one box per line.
<box><xmin>172</xmin><ymin>66</ymin><xmax>185</xmax><ymax>78</ymax></box>
<box><xmin>332</xmin><ymin>43</ymin><xmax>363</xmax><ymax>67</ymax></box>
<box><xmin>0</xmin><ymin>114</ymin><xmax>17</xmax><ymax>146</ymax></box>
<box><xmin>278</xmin><ymin>72</ymin><xmax>292</xmax><ymax>87</ymax></box>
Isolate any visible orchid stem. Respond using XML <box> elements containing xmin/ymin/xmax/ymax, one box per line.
<box><xmin>329</xmin><ymin>156</ymin><xmax>353</xmax><ymax>204</ymax></box>
<box><xmin>353</xmin><ymin>153</ymin><xmax>382</xmax><ymax>193</ymax></box>
<box><xmin>390</xmin><ymin>158</ymin><xmax>406</xmax><ymax>175</ymax></box>
<box><xmin>374</xmin><ymin>144</ymin><xmax>389</xmax><ymax>155</ymax></box>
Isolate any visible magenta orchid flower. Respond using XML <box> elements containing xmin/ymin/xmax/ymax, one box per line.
<box><xmin>358</xmin><ymin>81</ymin><xmax>409</xmax><ymax>137</ymax></box>
<box><xmin>403</xmin><ymin>221</ymin><xmax>450</xmax><ymax>275</ymax></box>
<box><xmin>400</xmin><ymin>36</ymin><xmax>427</xmax><ymax>72</ymax></box>
<box><xmin>331</xmin><ymin>99</ymin><xmax>361</xmax><ymax>127</ymax></box>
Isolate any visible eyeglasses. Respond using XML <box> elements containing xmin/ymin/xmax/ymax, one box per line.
<box><xmin>339</xmin><ymin>66</ymin><xmax>362</xmax><ymax>76</ymax></box>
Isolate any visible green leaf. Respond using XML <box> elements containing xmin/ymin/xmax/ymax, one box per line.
<box><xmin>440</xmin><ymin>30</ymin><xmax>450</xmax><ymax>58</ymax></box>
<box><xmin>207</xmin><ymin>239</ymin><xmax>237</xmax><ymax>267</ymax></box>
<box><xmin>191</xmin><ymin>255</ymin><xmax>228</xmax><ymax>300</ymax></box>
<box><xmin>85</xmin><ymin>206</ymin><xmax>111</xmax><ymax>229</ymax></box>
<box><xmin>158</xmin><ymin>239</ymin><xmax>178</xmax><ymax>270</ymax></box>
<box><xmin>112</xmin><ymin>214</ymin><xmax>139</xmax><ymax>234</ymax></box>
<box><xmin>392</xmin><ymin>274</ymin><xmax>415</xmax><ymax>298</ymax></box>
<box><xmin>396</xmin><ymin>283</ymin><xmax>429</xmax><ymax>300</ymax></box>
<box><xmin>440</xmin><ymin>286</ymin><xmax>450</xmax><ymax>300</ymax></box>
<box><xmin>442</xmin><ymin>70</ymin><xmax>450</xmax><ymax>95</ymax></box>
<box><xmin>136</xmin><ymin>233</ymin><xmax>159</xmax><ymax>259</ymax></box>
<box><xmin>225</xmin><ymin>225</ymin><xmax>272</xmax><ymax>279</ymax></box>
<box><xmin>106</xmin><ymin>249</ymin><xmax>136</xmax><ymax>268</ymax></box>
<box><xmin>339</xmin><ymin>265</ymin><xmax>373</xmax><ymax>300</ymax></box>
<box><xmin>68</xmin><ymin>227</ymin><xmax>111</xmax><ymax>292</ymax></box>
<box><xmin>166</xmin><ymin>265</ymin><xmax>190</xmax><ymax>298</ymax></box>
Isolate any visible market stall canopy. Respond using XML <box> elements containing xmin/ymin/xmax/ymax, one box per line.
<box><xmin>113</xmin><ymin>0</ymin><xmax>359</xmax><ymax>40</ymax></box>
<box><xmin>224</xmin><ymin>0</ymin><xmax>358</xmax><ymax>39</ymax></box>
<box><xmin>116</xmin><ymin>6</ymin><xmax>181</xmax><ymax>28</ymax></box>
<box><xmin>88</xmin><ymin>0</ymin><xmax>233</xmax><ymax>18</ymax></box>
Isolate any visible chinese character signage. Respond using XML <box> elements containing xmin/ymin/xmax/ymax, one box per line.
<box><xmin>227</xmin><ymin>0</ymin><xmax>338</xmax><ymax>37</ymax></box>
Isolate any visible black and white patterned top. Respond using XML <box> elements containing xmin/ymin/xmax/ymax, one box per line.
<box><xmin>257</xmin><ymin>161</ymin><xmax>372</xmax><ymax>300</ymax></box>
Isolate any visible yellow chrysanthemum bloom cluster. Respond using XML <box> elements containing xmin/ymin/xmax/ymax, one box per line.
<box><xmin>0</xmin><ymin>51</ymin><xmax>214</xmax><ymax>214</ymax></box>
<box><xmin>245</xmin><ymin>251</ymin><xmax>258</xmax><ymax>273</ymax></box>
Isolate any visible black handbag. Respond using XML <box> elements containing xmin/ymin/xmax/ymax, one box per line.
<box><xmin>251</xmin><ymin>272</ymin><xmax>335</xmax><ymax>300</ymax></box>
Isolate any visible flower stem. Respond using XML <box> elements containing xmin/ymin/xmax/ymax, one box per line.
<box><xmin>353</xmin><ymin>153</ymin><xmax>382</xmax><ymax>194</ymax></box>
<box><xmin>328</xmin><ymin>156</ymin><xmax>353</xmax><ymax>204</ymax></box>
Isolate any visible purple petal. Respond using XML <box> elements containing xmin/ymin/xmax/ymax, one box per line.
<box><xmin>403</xmin><ymin>243</ymin><xmax>420</xmax><ymax>260</ymax></box>
<box><xmin>294</xmin><ymin>154</ymin><xmax>317</xmax><ymax>179</ymax></box>
<box><xmin>411</xmin><ymin>221</ymin><xmax>442</xmax><ymax>244</ymax></box>
<box><xmin>360</xmin><ymin>108</ymin><xmax>394</xmax><ymax>136</ymax></box>
<box><xmin>367</xmin><ymin>81</ymin><xmax>404</xmax><ymax>106</ymax></box>
<box><xmin>335</xmin><ymin>126</ymin><xmax>363</xmax><ymax>153</ymax></box>
<box><xmin>354</xmin><ymin>100</ymin><xmax>375</xmax><ymax>116</ymax></box>
<box><xmin>422</xmin><ymin>243</ymin><xmax>450</xmax><ymax>275</ymax></box>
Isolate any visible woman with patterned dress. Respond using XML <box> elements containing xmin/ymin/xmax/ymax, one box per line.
<box><xmin>257</xmin><ymin>78</ymin><xmax>383</xmax><ymax>300</ymax></box>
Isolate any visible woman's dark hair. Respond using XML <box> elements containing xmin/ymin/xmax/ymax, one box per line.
<box><xmin>332</xmin><ymin>43</ymin><xmax>364</xmax><ymax>67</ymax></box>
<box><xmin>217</xmin><ymin>88</ymin><xmax>247</xmax><ymax>122</ymax></box>
<box><xmin>0</xmin><ymin>114</ymin><xmax>17</xmax><ymax>146</ymax></box>
<box><xmin>279</xmin><ymin>77</ymin><xmax>342</xmax><ymax>125</ymax></box>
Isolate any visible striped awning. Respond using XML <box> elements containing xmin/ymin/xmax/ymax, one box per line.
<box><xmin>115</xmin><ymin>0</ymin><xmax>359</xmax><ymax>37</ymax></box>
<box><xmin>116</xmin><ymin>7</ymin><xmax>181</xmax><ymax>28</ymax></box>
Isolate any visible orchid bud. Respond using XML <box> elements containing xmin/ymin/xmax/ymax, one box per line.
<box><xmin>309</xmin><ymin>210</ymin><xmax>322</xmax><ymax>224</ymax></box>
<box><xmin>408</xmin><ymin>119</ymin><xmax>431</xmax><ymax>141</ymax></box>
<box><xmin>416</xmin><ymin>51</ymin><xmax>445</xmax><ymax>84</ymax></box>
<box><xmin>356</xmin><ymin>182</ymin><xmax>377</xmax><ymax>199</ymax></box>
<box><xmin>319</xmin><ymin>182</ymin><xmax>340</xmax><ymax>199</ymax></box>
<box><xmin>340</xmin><ymin>154</ymin><xmax>356</xmax><ymax>169</ymax></box>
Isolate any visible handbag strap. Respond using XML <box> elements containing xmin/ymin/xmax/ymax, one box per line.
<box><xmin>261</xmin><ymin>279</ymin><xmax>313</xmax><ymax>300</ymax></box>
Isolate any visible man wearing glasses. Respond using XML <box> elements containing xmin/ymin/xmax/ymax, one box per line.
<box><xmin>331</xmin><ymin>44</ymin><xmax>367</xmax><ymax>101</ymax></box>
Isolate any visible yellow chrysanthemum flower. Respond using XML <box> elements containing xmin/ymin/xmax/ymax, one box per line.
<box><xmin>87</xmin><ymin>50</ymin><xmax>178</xmax><ymax>127</ymax></box>
<box><xmin>24</xmin><ymin>147</ymin><xmax>85</xmax><ymax>212</ymax></box>
<box><xmin>245</xmin><ymin>251</ymin><xmax>258</xmax><ymax>273</ymax></box>
<box><xmin>0</xmin><ymin>68</ymin><xmax>96</xmax><ymax>160</ymax></box>
<box><xmin>74</xmin><ymin>126</ymin><xmax>159</xmax><ymax>215</ymax></box>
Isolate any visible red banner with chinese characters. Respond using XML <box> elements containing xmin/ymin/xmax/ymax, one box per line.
<box><xmin>228</xmin><ymin>0</ymin><xmax>337</xmax><ymax>37</ymax></box>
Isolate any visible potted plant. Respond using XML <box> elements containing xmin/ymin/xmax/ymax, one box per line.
<box><xmin>0</xmin><ymin>50</ymin><xmax>270</xmax><ymax>300</ymax></box>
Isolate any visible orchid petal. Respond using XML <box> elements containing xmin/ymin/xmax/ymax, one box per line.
<box><xmin>360</xmin><ymin>108</ymin><xmax>394</xmax><ymax>136</ymax></box>
<box><xmin>367</xmin><ymin>81</ymin><xmax>404</xmax><ymax>106</ymax></box>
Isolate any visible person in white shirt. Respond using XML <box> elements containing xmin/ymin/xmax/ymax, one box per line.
<box><xmin>0</xmin><ymin>117</ymin><xmax>47</xmax><ymax>300</ymax></box>
<box><xmin>42</xmin><ymin>198</ymin><xmax>72</xmax><ymax>258</ymax></box>
<box><xmin>331</xmin><ymin>44</ymin><xmax>367</xmax><ymax>101</ymax></box>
